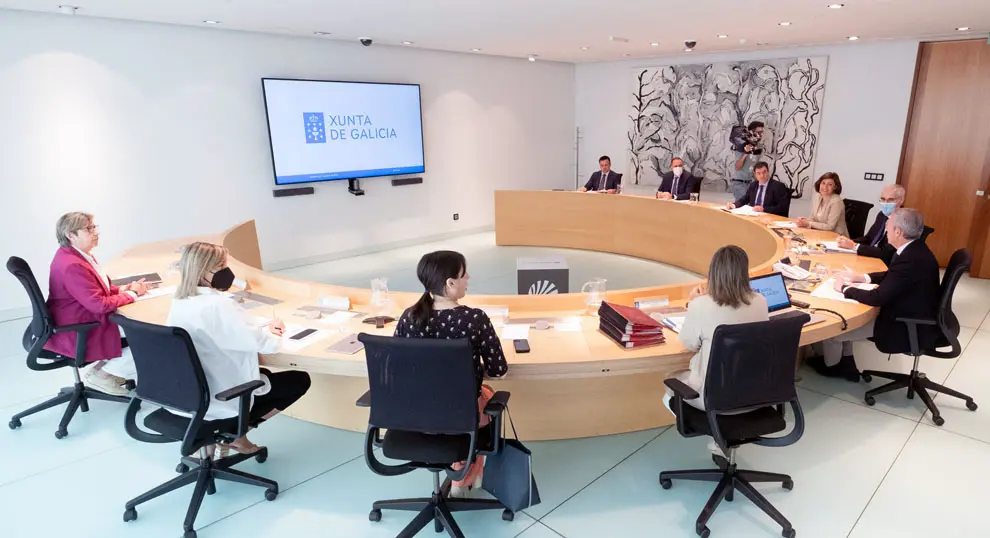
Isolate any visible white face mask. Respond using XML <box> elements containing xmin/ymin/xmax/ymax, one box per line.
<box><xmin>673</xmin><ymin>166</ymin><xmax>683</xmax><ymax>176</ymax></box>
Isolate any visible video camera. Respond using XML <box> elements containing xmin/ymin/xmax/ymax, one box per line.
<box><xmin>729</xmin><ymin>125</ymin><xmax>763</xmax><ymax>155</ymax></box>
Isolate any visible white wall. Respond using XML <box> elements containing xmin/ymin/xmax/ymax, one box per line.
<box><xmin>576</xmin><ymin>40</ymin><xmax>921</xmax><ymax>216</ymax></box>
<box><xmin>0</xmin><ymin>10</ymin><xmax>575</xmax><ymax>317</ymax></box>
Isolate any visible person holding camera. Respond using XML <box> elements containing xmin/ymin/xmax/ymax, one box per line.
<box><xmin>729</xmin><ymin>121</ymin><xmax>765</xmax><ymax>201</ymax></box>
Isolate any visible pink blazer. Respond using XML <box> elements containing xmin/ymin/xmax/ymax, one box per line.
<box><xmin>43</xmin><ymin>246</ymin><xmax>135</xmax><ymax>363</ymax></box>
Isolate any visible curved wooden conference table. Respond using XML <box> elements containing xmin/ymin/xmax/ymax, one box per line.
<box><xmin>110</xmin><ymin>191</ymin><xmax>884</xmax><ymax>441</ymax></box>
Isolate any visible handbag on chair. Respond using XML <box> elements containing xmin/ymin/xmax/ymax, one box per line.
<box><xmin>481</xmin><ymin>407</ymin><xmax>541</xmax><ymax>512</ymax></box>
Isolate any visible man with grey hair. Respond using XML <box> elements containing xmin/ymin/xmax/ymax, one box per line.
<box><xmin>837</xmin><ymin>184</ymin><xmax>908</xmax><ymax>265</ymax></box>
<box><xmin>807</xmin><ymin>208</ymin><xmax>940</xmax><ymax>381</ymax></box>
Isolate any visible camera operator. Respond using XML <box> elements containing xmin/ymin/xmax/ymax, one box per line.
<box><xmin>729</xmin><ymin>121</ymin><xmax>765</xmax><ymax>201</ymax></box>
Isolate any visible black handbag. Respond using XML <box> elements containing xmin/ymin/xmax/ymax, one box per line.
<box><xmin>482</xmin><ymin>406</ymin><xmax>541</xmax><ymax>512</ymax></box>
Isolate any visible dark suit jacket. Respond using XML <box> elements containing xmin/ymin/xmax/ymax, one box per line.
<box><xmin>844</xmin><ymin>240</ymin><xmax>941</xmax><ymax>354</ymax></box>
<box><xmin>657</xmin><ymin>171</ymin><xmax>698</xmax><ymax>200</ymax></box>
<box><xmin>734</xmin><ymin>179</ymin><xmax>791</xmax><ymax>217</ymax></box>
<box><xmin>584</xmin><ymin>170</ymin><xmax>621</xmax><ymax>192</ymax></box>
<box><xmin>855</xmin><ymin>213</ymin><xmax>935</xmax><ymax>267</ymax></box>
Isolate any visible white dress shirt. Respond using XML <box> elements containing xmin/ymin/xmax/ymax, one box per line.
<box><xmin>74</xmin><ymin>247</ymin><xmax>137</xmax><ymax>298</ymax></box>
<box><xmin>166</xmin><ymin>287</ymin><xmax>280</xmax><ymax>421</ymax></box>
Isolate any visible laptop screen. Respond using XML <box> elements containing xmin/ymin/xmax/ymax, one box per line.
<box><xmin>749</xmin><ymin>272</ymin><xmax>791</xmax><ymax>312</ymax></box>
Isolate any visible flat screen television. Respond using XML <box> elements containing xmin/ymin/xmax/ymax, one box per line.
<box><xmin>262</xmin><ymin>78</ymin><xmax>425</xmax><ymax>186</ymax></box>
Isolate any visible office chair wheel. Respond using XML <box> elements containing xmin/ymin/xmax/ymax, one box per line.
<box><xmin>54</xmin><ymin>429</ymin><xmax>68</xmax><ymax>439</ymax></box>
<box><xmin>122</xmin><ymin>508</ymin><xmax>137</xmax><ymax>522</ymax></box>
<box><xmin>184</xmin><ymin>530</ymin><xmax>197</xmax><ymax>538</ymax></box>
<box><xmin>696</xmin><ymin>524</ymin><xmax>711</xmax><ymax>538</ymax></box>
<box><xmin>265</xmin><ymin>488</ymin><xmax>278</xmax><ymax>501</ymax></box>
<box><xmin>368</xmin><ymin>509</ymin><xmax>382</xmax><ymax>522</ymax></box>
<box><xmin>176</xmin><ymin>463</ymin><xmax>190</xmax><ymax>473</ymax></box>
<box><xmin>660</xmin><ymin>477</ymin><xmax>673</xmax><ymax>490</ymax></box>
<box><xmin>782</xmin><ymin>479</ymin><xmax>794</xmax><ymax>491</ymax></box>
<box><xmin>967</xmin><ymin>401</ymin><xmax>978</xmax><ymax>411</ymax></box>
<box><xmin>932</xmin><ymin>415</ymin><xmax>945</xmax><ymax>427</ymax></box>
<box><xmin>861</xmin><ymin>373</ymin><xmax>872</xmax><ymax>383</ymax></box>
<box><xmin>8</xmin><ymin>419</ymin><xmax>20</xmax><ymax>430</ymax></box>
<box><xmin>864</xmin><ymin>396</ymin><xmax>876</xmax><ymax>407</ymax></box>
<box><xmin>502</xmin><ymin>509</ymin><xmax>514</xmax><ymax>522</ymax></box>
<box><xmin>255</xmin><ymin>451</ymin><xmax>268</xmax><ymax>464</ymax></box>
<box><xmin>782</xmin><ymin>527</ymin><xmax>796</xmax><ymax>538</ymax></box>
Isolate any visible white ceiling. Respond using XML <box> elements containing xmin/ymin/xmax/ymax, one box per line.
<box><xmin>2</xmin><ymin>0</ymin><xmax>989</xmax><ymax>62</ymax></box>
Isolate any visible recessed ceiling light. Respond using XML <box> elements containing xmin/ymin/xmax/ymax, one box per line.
<box><xmin>650</xmin><ymin>42</ymin><xmax>659</xmax><ymax>47</ymax></box>
<box><xmin>779</xmin><ymin>22</ymin><xmax>792</xmax><ymax>27</ymax></box>
<box><xmin>402</xmin><ymin>41</ymin><xmax>414</xmax><ymax>45</ymax></box>
<box><xmin>470</xmin><ymin>48</ymin><xmax>482</xmax><ymax>52</ymax></box>
<box><xmin>580</xmin><ymin>46</ymin><xmax>589</xmax><ymax>51</ymax></box>
<box><xmin>57</xmin><ymin>5</ymin><xmax>79</xmax><ymax>15</ymax></box>
<box><xmin>203</xmin><ymin>20</ymin><xmax>220</xmax><ymax>25</ymax></box>
<box><xmin>528</xmin><ymin>54</ymin><xmax>537</xmax><ymax>62</ymax></box>
<box><xmin>717</xmin><ymin>34</ymin><xmax>729</xmax><ymax>39</ymax></box>
<box><xmin>956</xmin><ymin>27</ymin><xmax>971</xmax><ymax>31</ymax></box>
<box><xmin>313</xmin><ymin>31</ymin><xmax>331</xmax><ymax>36</ymax></box>
<box><xmin>608</xmin><ymin>36</ymin><xmax>630</xmax><ymax>43</ymax></box>
<box><xmin>828</xmin><ymin>3</ymin><xmax>845</xmax><ymax>9</ymax></box>
<box><xmin>847</xmin><ymin>36</ymin><xmax>860</xmax><ymax>41</ymax></box>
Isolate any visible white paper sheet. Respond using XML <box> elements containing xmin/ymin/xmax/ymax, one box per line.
<box><xmin>810</xmin><ymin>278</ymin><xmax>877</xmax><ymax>303</ymax></box>
<box><xmin>729</xmin><ymin>205</ymin><xmax>763</xmax><ymax>216</ymax></box>
<box><xmin>134</xmin><ymin>285</ymin><xmax>176</xmax><ymax>302</ymax></box>
<box><xmin>820</xmin><ymin>241</ymin><xmax>858</xmax><ymax>254</ymax></box>
<box><xmin>554</xmin><ymin>321</ymin><xmax>583</xmax><ymax>332</ymax></box>
<box><xmin>500</xmin><ymin>324</ymin><xmax>531</xmax><ymax>340</ymax></box>
<box><xmin>769</xmin><ymin>221</ymin><xmax>798</xmax><ymax>228</ymax></box>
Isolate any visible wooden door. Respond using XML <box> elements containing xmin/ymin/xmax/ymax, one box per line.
<box><xmin>898</xmin><ymin>40</ymin><xmax>990</xmax><ymax>275</ymax></box>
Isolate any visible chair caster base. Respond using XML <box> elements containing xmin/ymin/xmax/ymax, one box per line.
<box><xmin>502</xmin><ymin>509</ymin><xmax>514</xmax><ymax>521</ymax></box>
<box><xmin>931</xmin><ymin>415</ymin><xmax>945</xmax><ymax>427</ymax></box>
<box><xmin>967</xmin><ymin>401</ymin><xmax>978</xmax><ymax>411</ymax></box>
<box><xmin>265</xmin><ymin>488</ymin><xmax>278</xmax><ymax>501</ymax></box>
<box><xmin>8</xmin><ymin>419</ymin><xmax>20</xmax><ymax>430</ymax></box>
<box><xmin>782</xmin><ymin>527</ymin><xmax>796</xmax><ymax>538</ymax></box>
<box><xmin>369</xmin><ymin>508</ymin><xmax>382</xmax><ymax>522</ymax></box>
<box><xmin>697</xmin><ymin>524</ymin><xmax>711</xmax><ymax>538</ymax></box>
<box><xmin>660</xmin><ymin>477</ymin><xmax>672</xmax><ymax>490</ymax></box>
<box><xmin>122</xmin><ymin>508</ymin><xmax>137</xmax><ymax>522</ymax></box>
<box><xmin>176</xmin><ymin>463</ymin><xmax>190</xmax><ymax>473</ymax></box>
<box><xmin>184</xmin><ymin>530</ymin><xmax>197</xmax><ymax>538</ymax></box>
<box><xmin>54</xmin><ymin>429</ymin><xmax>67</xmax><ymax>439</ymax></box>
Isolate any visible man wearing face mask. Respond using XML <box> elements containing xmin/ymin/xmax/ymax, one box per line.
<box><xmin>166</xmin><ymin>242</ymin><xmax>311</xmax><ymax>457</ymax></box>
<box><xmin>837</xmin><ymin>184</ymin><xmax>909</xmax><ymax>266</ymax></box>
<box><xmin>656</xmin><ymin>157</ymin><xmax>699</xmax><ymax>200</ymax></box>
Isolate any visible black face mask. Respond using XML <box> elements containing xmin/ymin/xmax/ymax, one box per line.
<box><xmin>211</xmin><ymin>267</ymin><xmax>236</xmax><ymax>291</ymax></box>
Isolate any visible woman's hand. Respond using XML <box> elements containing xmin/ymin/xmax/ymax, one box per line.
<box><xmin>269</xmin><ymin>319</ymin><xmax>285</xmax><ymax>337</ymax></box>
<box><xmin>688</xmin><ymin>284</ymin><xmax>707</xmax><ymax>301</ymax></box>
<box><xmin>127</xmin><ymin>279</ymin><xmax>148</xmax><ymax>296</ymax></box>
<box><xmin>836</xmin><ymin>236</ymin><xmax>856</xmax><ymax>250</ymax></box>
<box><xmin>796</xmin><ymin>217</ymin><xmax>810</xmax><ymax>228</ymax></box>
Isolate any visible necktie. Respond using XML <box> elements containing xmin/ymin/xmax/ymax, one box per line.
<box><xmin>599</xmin><ymin>172</ymin><xmax>607</xmax><ymax>190</ymax></box>
<box><xmin>672</xmin><ymin>176</ymin><xmax>679</xmax><ymax>197</ymax></box>
<box><xmin>871</xmin><ymin>215</ymin><xmax>887</xmax><ymax>246</ymax></box>
<box><xmin>756</xmin><ymin>184</ymin><xmax>766</xmax><ymax>207</ymax></box>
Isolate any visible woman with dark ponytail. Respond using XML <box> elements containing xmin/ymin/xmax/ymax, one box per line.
<box><xmin>394</xmin><ymin>250</ymin><xmax>508</xmax><ymax>497</ymax></box>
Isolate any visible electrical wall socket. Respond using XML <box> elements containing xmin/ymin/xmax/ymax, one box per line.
<box><xmin>864</xmin><ymin>172</ymin><xmax>885</xmax><ymax>181</ymax></box>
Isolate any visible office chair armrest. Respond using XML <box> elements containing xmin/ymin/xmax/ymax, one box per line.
<box><xmin>483</xmin><ymin>391</ymin><xmax>511</xmax><ymax>416</ymax></box>
<box><xmin>896</xmin><ymin>317</ymin><xmax>937</xmax><ymax>356</ymax></box>
<box><xmin>664</xmin><ymin>378</ymin><xmax>700</xmax><ymax>400</ymax></box>
<box><xmin>52</xmin><ymin>321</ymin><xmax>101</xmax><ymax>334</ymax></box>
<box><xmin>355</xmin><ymin>390</ymin><xmax>372</xmax><ymax>408</ymax></box>
<box><xmin>215</xmin><ymin>380</ymin><xmax>265</xmax><ymax>402</ymax></box>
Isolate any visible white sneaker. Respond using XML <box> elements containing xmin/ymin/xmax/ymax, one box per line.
<box><xmin>83</xmin><ymin>368</ymin><xmax>130</xmax><ymax>397</ymax></box>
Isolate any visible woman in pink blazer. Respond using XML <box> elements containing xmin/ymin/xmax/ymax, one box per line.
<box><xmin>45</xmin><ymin>212</ymin><xmax>148</xmax><ymax>396</ymax></box>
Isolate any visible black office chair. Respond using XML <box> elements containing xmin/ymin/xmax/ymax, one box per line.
<box><xmin>111</xmin><ymin>314</ymin><xmax>277</xmax><ymax>538</ymax></box>
<box><xmin>660</xmin><ymin>312</ymin><xmax>809</xmax><ymax>538</ymax></box>
<box><xmin>843</xmin><ymin>199</ymin><xmax>874</xmax><ymax>239</ymax></box>
<box><xmin>861</xmin><ymin>249</ymin><xmax>978</xmax><ymax>426</ymax></box>
<box><xmin>6</xmin><ymin>256</ymin><xmax>130</xmax><ymax>438</ymax></box>
<box><xmin>356</xmin><ymin>334</ymin><xmax>512</xmax><ymax>538</ymax></box>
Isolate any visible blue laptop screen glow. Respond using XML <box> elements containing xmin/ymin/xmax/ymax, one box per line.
<box><xmin>749</xmin><ymin>273</ymin><xmax>791</xmax><ymax>312</ymax></box>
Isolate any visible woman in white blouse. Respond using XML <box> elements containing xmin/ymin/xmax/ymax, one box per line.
<box><xmin>797</xmin><ymin>172</ymin><xmax>848</xmax><ymax>236</ymax></box>
<box><xmin>166</xmin><ymin>242</ymin><xmax>311</xmax><ymax>456</ymax></box>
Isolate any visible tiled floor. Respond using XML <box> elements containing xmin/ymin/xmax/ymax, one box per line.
<box><xmin>2</xmin><ymin>244</ymin><xmax>989</xmax><ymax>538</ymax></box>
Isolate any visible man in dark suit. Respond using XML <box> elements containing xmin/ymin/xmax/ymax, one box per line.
<box><xmin>725</xmin><ymin>161</ymin><xmax>791</xmax><ymax>217</ymax></box>
<box><xmin>808</xmin><ymin>208</ymin><xmax>940</xmax><ymax>381</ymax></box>
<box><xmin>836</xmin><ymin>184</ymin><xmax>905</xmax><ymax>265</ymax></box>
<box><xmin>580</xmin><ymin>155</ymin><xmax>621</xmax><ymax>193</ymax></box>
<box><xmin>656</xmin><ymin>157</ymin><xmax>699</xmax><ymax>200</ymax></box>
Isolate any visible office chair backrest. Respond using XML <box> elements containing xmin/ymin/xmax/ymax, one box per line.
<box><xmin>930</xmin><ymin>249</ymin><xmax>971</xmax><ymax>356</ymax></box>
<box><xmin>110</xmin><ymin>314</ymin><xmax>210</xmax><ymax>417</ymax></box>
<box><xmin>843</xmin><ymin>199</ymin><xmax>874</xmax><ymax>239</ymax></box>
<box><xmin>704</xmin><ymin>313</ymin><xmax>809</xmax><ymax>413</ymax></box>
<box><xmin>359</xmin><ymin>333</ymin><xmax>479</xmax><ymax>435</ymax></box>
<box><xmin>6</xmin><ymin>256</ymin><xmax>52</xmax><ymax>351</ymax></box>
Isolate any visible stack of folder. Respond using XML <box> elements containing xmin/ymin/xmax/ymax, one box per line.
<box><xmin>598</xmin><ymin>301</ymin><xmax>666</xmax><ymax>349</ymax></box>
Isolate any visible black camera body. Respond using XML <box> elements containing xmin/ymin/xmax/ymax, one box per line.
<box><xmin>729</xmin><ymin>125</ymin><xmax>763</xmax><ymax>155</ymax></box>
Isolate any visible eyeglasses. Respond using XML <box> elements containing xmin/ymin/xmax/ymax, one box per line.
<box><xmin>76</xmin><ymin>225</ymin><xmax>99</xmax><ymax>233</ymax></box>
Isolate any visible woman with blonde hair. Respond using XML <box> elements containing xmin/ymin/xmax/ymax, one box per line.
<box><xmin>166</xmin><ymin>242</ymin><xmax>311</xmax><ymax>456</ymax></box>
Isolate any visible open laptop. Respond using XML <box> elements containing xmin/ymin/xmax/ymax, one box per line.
<box><xmin>749</xmin><ymin>272</ymin><xmax>826</xmax><ymax>327</ymax></box>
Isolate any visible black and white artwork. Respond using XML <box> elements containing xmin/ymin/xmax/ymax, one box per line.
<box><xmin>628</xmin><ymin>56</ymin><xmax>828</xmax><ymax>197</ymax></box>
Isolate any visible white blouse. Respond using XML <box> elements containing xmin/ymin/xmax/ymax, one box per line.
<box><xmin>166</xmin><ymin>287</ymin><xmax>280</xmax><ymax>421</ymax></box>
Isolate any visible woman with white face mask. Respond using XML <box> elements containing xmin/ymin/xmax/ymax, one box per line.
<box><xmin>166</xmin><ymin>242</ymin><xmax>311</xmax><ymax>457</ymax></box>
<box><xmin>796</xmin><ymin>172</ymin><xmax>848</xmax><ymax>235</ymax></box>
